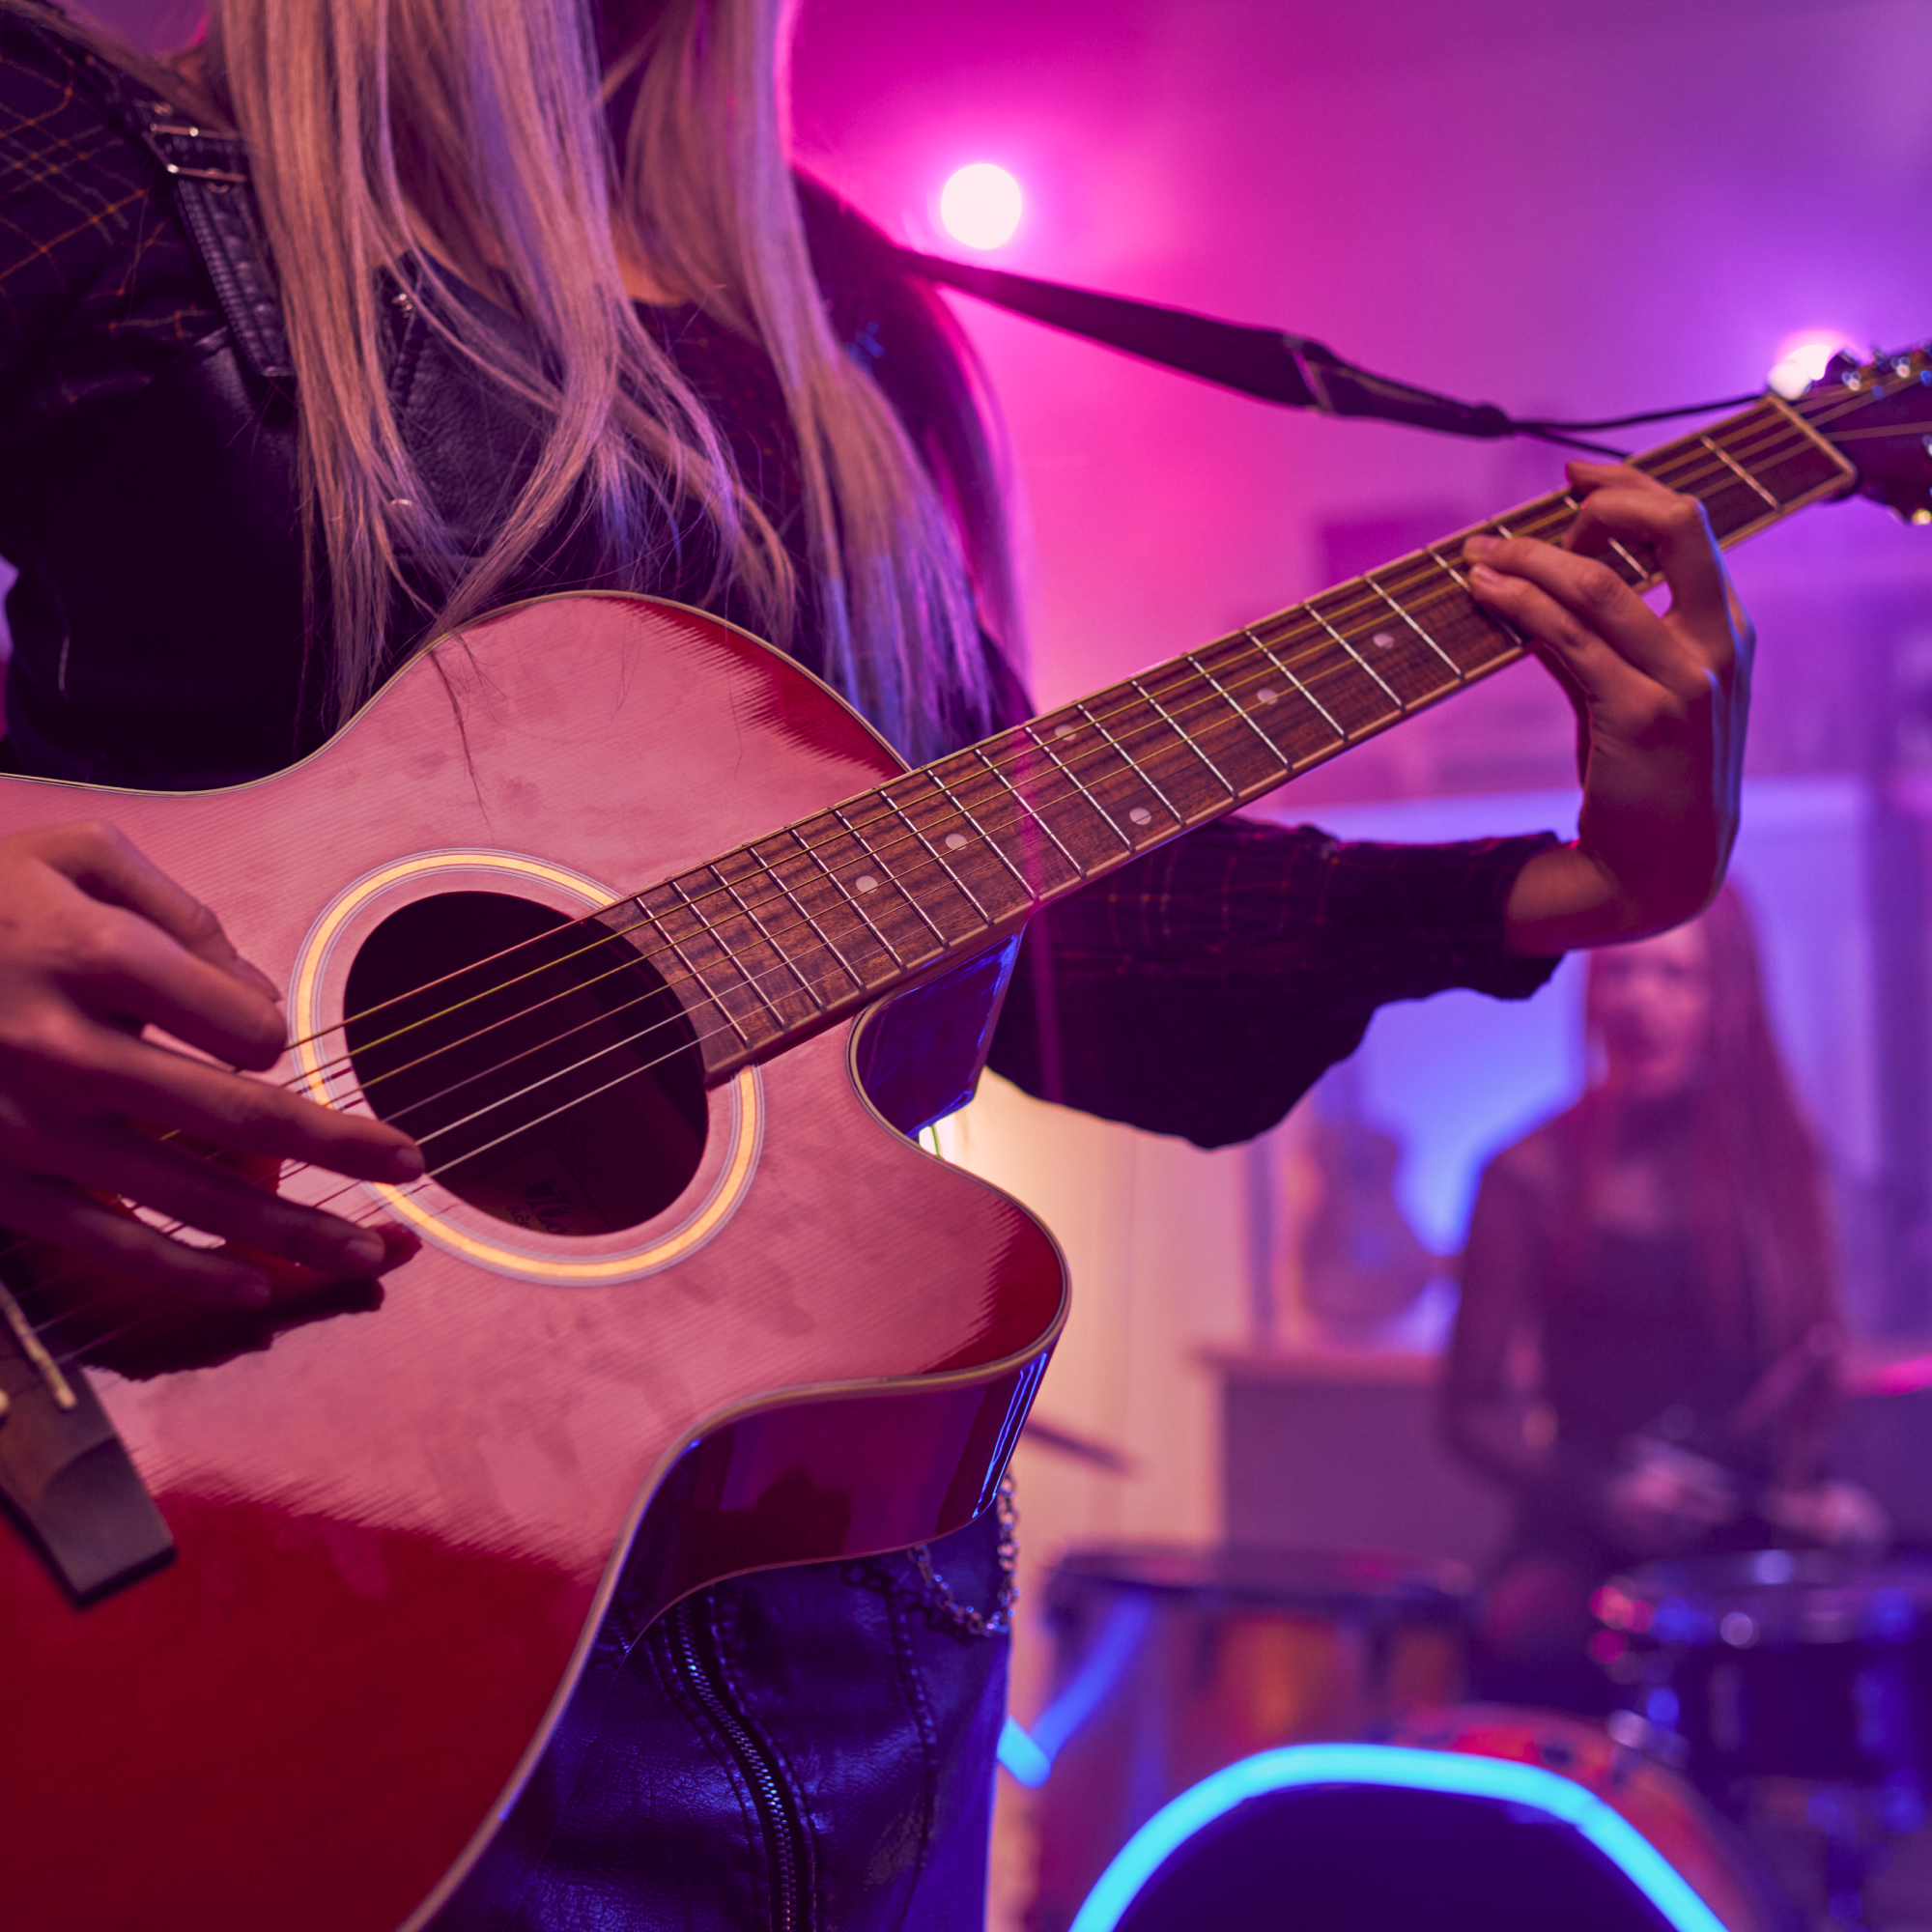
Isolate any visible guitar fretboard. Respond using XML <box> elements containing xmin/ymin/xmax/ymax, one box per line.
<box><xmin>613</xmin><ymin>391</ymin><xmax>1857</xmax><ymax>1081</ymax></box>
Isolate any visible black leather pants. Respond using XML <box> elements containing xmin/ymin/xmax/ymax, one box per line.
<box><xmin>440</xmin><ymin>1508</ymin><xmax>1009</xmax><ymax>1930</ymax></box>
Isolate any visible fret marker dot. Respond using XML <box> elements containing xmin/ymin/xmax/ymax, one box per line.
<box><xmin>854</xmin><ymin>874</ymin><xmax>878</xmax><ymax>894</ymax></box>
<box><xmin>1054</xmin><ymin>724</ymin><xmax>1076</xmax><ymax>739</ymax></box>
<box><xmin>1371</xmin><ymin>631</ymin><xmax>1395</xmax><ymax>649</ymax></box>
<box><xmin>945</xmin><ymin>832</ymin><xmax>969</xmax><ymax>851</ymax></box>
<box><xmin>1255</xmin><ymin>687</ymin><xmax>1279</xmax><ymax>706</ymax></box>
<box><xmin>1129</xmin><ymin>807</ymin><xmax>1152</xmax><ymax>825</ymax></box>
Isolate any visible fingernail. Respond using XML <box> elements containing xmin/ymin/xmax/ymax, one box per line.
<box><xmin>1468</xmin><ymin>562</ymin><xmax>1504</xmax><ymax>589</ymax></box>
<box><xmin>237</xmin><ymin>957</ymin><xmax>283</xmax><ymax>1002</ymax></box>
<box><xmin>384</xmin><ymin>1143</ymin><xmax>426</xmax><ymax>1181</ymax></box>
<box><xmin>225</xmin><ymin>1269</ymin><xmax>272</xmax><ymax>1307</ymax></box>
<box><xmin>344</xmin><ymin>1229</ymin><xmax>387</xmax><ymax>1270</ymax></box>
<box><xmin>1465</xmin><ymin>534</ymin><xmax>1501</xmax><ymax>556</ymax></box>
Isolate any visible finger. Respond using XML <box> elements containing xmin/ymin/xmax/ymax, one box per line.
<box><xmin>73</xmin><ymin>1031</ymin><xmax>423</xmax><ymax>1181</ymax></box>
<box><xmin>1464</xmin><ymin>529</ymin><xmax>1718</xmax><ymax>696</ymax></box>
<box><xmin>55</xmin><ymin>900</ymin><xmax>297</xmax><ymax>1070</ymax></box>
<box><xmin>1562</xmin><ymin>485</ymin><xmax>1733</xmax><ymax>641</ymax></box>
<box><xmin>1464</xmin><ymin>558</ymin><xmax>1668</xmax><ymax>708</ymax></box>
<box><xmin>44</xmin><ymin>1120</ymin><xmax>396</xmax><ymax>1279</ymax></box>
<box><xmin>0</xmin><ymin>1168</ymin><xmax>271</xmax><ymax>1305</ymax></box>
<box><xmin>1564</xmin><ymin>458</ymin><xmax>1678</xmax><ymax>503</ymax></box>
<box><xmin>43</xmin><ymin>822</ymin><xmax>285</xmax><ymax>1030</ymax></box>
<box><xmin>224</xmin><ymin>1217</ymin><xmax>422</xmax><ymax>1301</ymax></box>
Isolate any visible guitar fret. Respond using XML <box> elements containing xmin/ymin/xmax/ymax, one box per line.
<box><xmin>669</xmin><ymin>872</ymin><xmax>806</xmax><ymax>1036</ymax></box>
<box><xmin>1126</xmin><ymin>673</ymin><xmax>1239</xmax><ymax>803</ymax></box>
<box><xmin>1243</xmin><ymin>628</ymin><xmax>1348</xmax><ymax>748</ymax></box>
<box><xmin>872</xmin><ymin>789</ymin><xmax>1000</xmax><ymax>933</ymax></box>
<box><xmin>966</xmin><ymin>741</ymin><xmax>1090</xmax><ymax>887</ymax></box>
<box><xmin>1364</xmin><ymin>575</ymin><xmax>1464</xmax><ymax>683</ymax></box>
<box><xmin>1002</xmin><ymin>723</ymin><xmax>1147</xmax><ymax>865</ymax></box>
<box><xmin>1023</xmin><ymin>721</ymin><xmax>1136</xmax><ymax>851</ymax></box>
<box><xmin>1279</xmin><ymin>611</ymin><xmax>1403</xmax><ymax>739</ymax></box>
<box><xmin>1309</xmin><ymin>605</ymin><xmax>1406</xmax><ymax>715</ymax></box>
<box><xmin>1550</xmin><ymin>495</ymin><xmax>1650</xmax><ymax>584</ymax></box>
<box><xmin>768</xmin><ymin>825</ymin><xmax>890</xmax><ymax>989</ymax></box>
<box><xmin>878</xmin><ymin>763</ymin><xmax>1033</xmax><ymax>920</ymax></box>
<box><xmin>928</xmin><ymin>765</ymin><xmax>1046</xmax><ymax>901</ymax></box>
<box><xmin>1754</xmin><ymin>395</ymin><xmax>1861</xmax><ymax>501</ymax></box>
<box><xmin>1606</xmin><ymin>540</ymin><xmax>1649</xmax><ymax>583</ymax></box>
<box><xmin>1070</xmin><ymin>699</ymin><xmax>1187</xmax><ymax>833</ymax></box>
<box><xmin>645</xmin><ymin>884</ymin><xmax>768</xmax><ymax>1046</ymax></box>
<box><xmin>708</xmin><ymin>857</ymin><xmax>832</xmax><ymax>1022</ymax></box>
<box><xmin>1424</xmin><ymin>548</ymin><xmax>1530</xmax><ymax>670</ymax></box>
<box><xmin>1182</xmin><ymin>649</ymin><xmax>1296</xmax><ymax>778</ymax></box>
<box><xmin>1699</xmin><ymin>433</ymin><xmax>1784</xmax><ymax>513</ymax></box>
<box><xmin>833</xmin><ymin>806</ymin><xmax>952</xmax><ymax>953</ymax></box>
<box><xmin>822</xmin><ymin>807</ymin><xmax>948</xmax><ymax>969</ymax></box>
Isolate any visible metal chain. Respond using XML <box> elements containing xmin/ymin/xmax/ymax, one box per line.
<box><xmin>907</xmin><ymin>1474</ymin><xmax>1018</xmax><ymax>1639</ymax></box>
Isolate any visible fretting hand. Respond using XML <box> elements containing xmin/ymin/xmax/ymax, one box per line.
<box><xmin>1477</xmin><ymin>462</ymin><xmax>1752</xmax><ymax>956</ymax></box>
<box><xmin>0</xmin><ymin>821</ymin><xmax>423</xmax><ymax>1306</ymax></box>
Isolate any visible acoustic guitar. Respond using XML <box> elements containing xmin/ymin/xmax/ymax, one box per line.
<box><xmin>0</xmin><ymin>347</ymin><xmax>1926</xmax><ymax>1930</ymax></box>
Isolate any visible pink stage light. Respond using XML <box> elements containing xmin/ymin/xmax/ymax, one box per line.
<box><xmin>938</xmin><ymin>163</ymin><xmax>1023</xmax><ymax>250</ymax></box>
<box><xmin>1767</xmin><ymin>327</ymin><xmax>1864</xmax><ymax>399</ymax></box>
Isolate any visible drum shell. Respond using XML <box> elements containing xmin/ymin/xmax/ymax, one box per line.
<box><xmin>1384</xmin><ymin>1706</ymin><xmax>1796</xmax><ymax>1932</ymax></box>
<box><xmin>1608</xmin><ymin>1552</ymin><xmax>1932</xmax><ymax>1788</ymax></box>
<box><xmin>1028</xmin><ymin>1545</ymin><xmax>1467</xmax><ymax>1931</ymax></box>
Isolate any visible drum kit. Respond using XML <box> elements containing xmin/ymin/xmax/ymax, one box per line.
<box><xmin>1600</xmin><ymin>1548</ymin><xmax>1932</xmax><ymax>1927</ymax></box>
<box><xmin>1030</xmin><ymin>1544</ymin><xmax>1932</xmax><ymax>1930</ymax></box>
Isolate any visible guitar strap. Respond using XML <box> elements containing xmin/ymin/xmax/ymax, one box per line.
<box><xmin>130</xmin><ymin>103</ymin><xmax>294</xmax><ymax>386</ymax></box>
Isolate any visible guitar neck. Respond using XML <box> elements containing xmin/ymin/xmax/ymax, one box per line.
<box><xmin>624</xmin><ymin>391</ymin><xmax>1858</xmax><ymax>1084</ymax></box>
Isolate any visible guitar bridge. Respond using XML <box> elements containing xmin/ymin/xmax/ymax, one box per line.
<box><xmin>0</xmin><ymin>1280</ymin><xmax>174</xmax><ymax>1605</ymax></box>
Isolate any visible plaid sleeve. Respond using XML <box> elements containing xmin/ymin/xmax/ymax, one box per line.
<box><xmin>0</xmin><ymin>14</ymin><xmax>206</xmax><ymax>414</ymax></box>
<box><xmin>986</xmin><ymin>813</ymin><xmax>1562</xmax><ymax>1148</ymax></box>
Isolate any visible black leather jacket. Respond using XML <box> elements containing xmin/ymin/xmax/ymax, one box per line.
<box><xmin>4</xmin><ymin>63</ymin><xmax>1018</xmax><ymax>1931</ymax></box>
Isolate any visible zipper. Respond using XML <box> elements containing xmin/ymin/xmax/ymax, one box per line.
<box><xmin>668</xmin><ymin>1595</ymin><xmax>808</xmax><ymax>1932</ymax></box>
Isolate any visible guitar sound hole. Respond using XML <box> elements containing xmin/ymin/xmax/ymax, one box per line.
<box><xmin>344</xmin><ymin>891</ymin><xmax>708</xmax><ymax>1236</ymax></box>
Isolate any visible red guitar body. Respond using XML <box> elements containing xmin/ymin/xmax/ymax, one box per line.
<box><xmin>0</xmin><ymin>596</ymin><xmax>1065</xmax><ymax>1932</ymax></box>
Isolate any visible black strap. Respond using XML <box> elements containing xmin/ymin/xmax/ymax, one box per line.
<box><xmin>135</xmin><ymin>104</ymin><xmax>293</xmax><ymax>383</ymax></box>
<box><xmin>897</xmin><ymin>247</ymin><xmax>1515</xmax><ymax>442</ymax></box>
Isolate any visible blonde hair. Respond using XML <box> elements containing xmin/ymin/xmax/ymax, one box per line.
<box><xmin>43</xmin><ymin>0</ymin><xmax>1010</xmax><ymax>760</ymax></box>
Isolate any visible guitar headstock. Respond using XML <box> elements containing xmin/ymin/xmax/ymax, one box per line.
<box><xmin>1801</xmin><ymin>342</ymin><xmax>1932</xmax><ymax>525</ymax></box>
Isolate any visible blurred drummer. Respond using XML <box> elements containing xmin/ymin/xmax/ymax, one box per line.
<box><xmin>1445</xmin><ymin>885</ymin><xmax>1886</xmax><ymax>1714</ymax></box>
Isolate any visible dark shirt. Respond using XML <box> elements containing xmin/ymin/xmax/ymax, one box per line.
<box><xmin>0</xmin><ymin>13</ymin><xmax>1559</xmax><ymax>1151</ymax></box>
<box><xmin>1457</xmin><ymin>1098</ymin><xmax>1780</xmax><ymax>1568</ymax></box>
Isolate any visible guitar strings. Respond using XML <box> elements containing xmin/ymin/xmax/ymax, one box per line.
<box><xmin>0</xmin><ymin>389</ymin><xmax>1884</xmax><ymax>1340</ymax></box>
<box><xmin>240</xmin><ymin>400</ymin><xmax>1816</xmax><ymax>1108</ymax></box>
<box><xmin>21</xmin><ymin>423</ymin><xmax>1742</xmax><ymax>1202</ymax></box>
<box><xmin>214</xmin><ymin>369</ymin><xmax>1850</xmax><ymax>1109</ymax></box>
<box><xmin>6</xmin><ymin>399</ymin><xmax>1842</xmax><ymax>1219</ymax></box>
<box><xmin>231</xmin><ymin>394</ymin><xmax>1829</xmax><ymax>1113</ymax></box>
<box><xmin>0</xmin><ymin>407</ymin><xmax>1837</xmax><ymax>1338</ymax></box>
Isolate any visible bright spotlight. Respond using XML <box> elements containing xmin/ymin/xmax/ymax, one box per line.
<box><xmin>1768</xmin><ymin>327</ymin><xmax>1863</xmax><ymax>399</ymax></box>
<box><xmin>939</xmin><ymin>163</ymin><xmax>1023</xmax><ymax>251</ymax></box>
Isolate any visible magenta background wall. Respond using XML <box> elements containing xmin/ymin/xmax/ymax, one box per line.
<box><xmin>785</xmin><ymin>0</ymin><xmax>1932</xmax><ymax>801</ymax></box>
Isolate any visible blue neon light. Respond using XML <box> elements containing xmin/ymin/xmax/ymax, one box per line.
<box><xmin>1067</xmin><ymin>1742</ymin><xmax>1727</xmax><ymax>1932</ymax></box>
<box><xmin>997</xmin><ymin>1716</ymin><xmax>1053</xmax><ymax>1787</ymax></box>
<box><xmin>999</xmin><ymin>1595</ymin><xmax>1157</xmax><ymax>1788</ymax></box>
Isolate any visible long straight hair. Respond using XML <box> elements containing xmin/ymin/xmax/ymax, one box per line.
<box><xmin>32</xmin><ymin>0</ymin><xmax>1012</xmax><ymax>762</ymax></box>
<box><xmin>1560</xmin><ymin>886</ymin><xmax>1840</xmax><ymax>1457</ymax></box>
